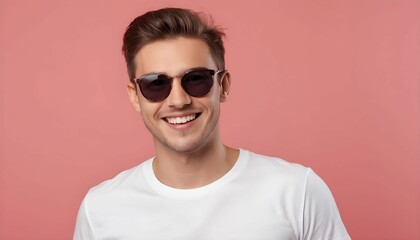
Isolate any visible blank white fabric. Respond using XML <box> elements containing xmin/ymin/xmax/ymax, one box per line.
<box><xmin>74</xmin><ymin>149</ymin><xmax>350</xmax><ymax>240</ymax></box>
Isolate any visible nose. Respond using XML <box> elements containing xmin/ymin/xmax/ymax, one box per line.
<box><xmin>166</xmin><ymin>78</ymin><xmax>192</xmax><ymax>108</ymax></box>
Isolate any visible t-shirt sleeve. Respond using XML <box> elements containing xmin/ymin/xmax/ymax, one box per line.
<box><xmin>73</xmin><ymin>197</ymin><xmax>95</xmax><ymax>240</ymax></box>
<box><xmin>302</xmin><ymin>169</ymin><xmax>351</xmax><ymax>240</ymax></box>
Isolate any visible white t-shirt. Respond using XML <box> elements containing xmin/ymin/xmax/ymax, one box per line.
<box><xmin>74</xmin><ymin>149</ymin><xmax>350</xmax><ymax>240</ymax></box>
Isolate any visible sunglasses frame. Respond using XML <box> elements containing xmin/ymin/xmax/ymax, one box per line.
<box><xmin>134</xmin><ymin>67</ymin><xmax>226</xmax><ymax>102</ymax></box>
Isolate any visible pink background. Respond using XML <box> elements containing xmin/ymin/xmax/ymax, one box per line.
<box><xmin>1</xmin><ymin>0</ymin><xmax>419</xmax><ymax>239</ymax></box>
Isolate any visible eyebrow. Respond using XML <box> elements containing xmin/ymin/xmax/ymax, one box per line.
<box><xmin>137</xmin><ymin>67</ymin><xmax>211</xmax><ymax>80</ymax></box>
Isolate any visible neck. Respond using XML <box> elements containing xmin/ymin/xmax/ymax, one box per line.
<box><xmin>152</xmin><ymin>139</ymin><xmax>239</xmax><ymax>189</ymax></box>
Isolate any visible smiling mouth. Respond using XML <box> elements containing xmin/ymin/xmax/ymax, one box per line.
<box><xmin>165</xmin><ymin>113</ymin><xmax>201</xmax><ymax>125</ymax></box>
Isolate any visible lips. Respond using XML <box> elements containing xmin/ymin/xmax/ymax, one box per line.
<box><xmin>165</xmin><ymin>113</ymin><xmax>200</xmax><ymax>125</ymax></box>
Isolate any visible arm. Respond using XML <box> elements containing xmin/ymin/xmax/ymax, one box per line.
<box><xmin>73</xmin><ymin>198</ymin><xmax>95</xmax><ymax>240</ymax></box>
<box><xmin>302</xmin><ymin>169</ymin><xmax>351</xmax><ymax>240</ymax></box>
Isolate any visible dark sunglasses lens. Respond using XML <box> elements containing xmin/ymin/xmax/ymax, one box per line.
<box><xmin>182</xmin><ymin>70</ymin><xmax>214</xmax><ymax>97</ymax></box>
<box><xmin>139</xmin><ymin>74</ymin><xmax>172</xmax><ymax>101</ymax></box>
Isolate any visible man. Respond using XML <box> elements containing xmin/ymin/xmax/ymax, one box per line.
<box><xmin>74</xmin><ymin>8</ymin><xmax>350</xmax><ymax>239</ymax></box>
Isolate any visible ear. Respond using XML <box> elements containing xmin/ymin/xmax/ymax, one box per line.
<box><xmin>127</xmin><ymin>82</ymin><xmax>141</xmax><ymax>112</ymax></box>
<box><xmin>219</xmin><ymin>71</ymin><xmax>231</xmax><ymax>102</ymax></box>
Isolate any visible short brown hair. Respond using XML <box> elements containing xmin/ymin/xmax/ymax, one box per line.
<box><xmin>122</xmin><ymin>8</ymin><xmax>226</xmax><ymax>82</ymax></box>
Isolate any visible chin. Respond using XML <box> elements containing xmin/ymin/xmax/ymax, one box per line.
<box><xmin>153</xmin><ymin>125</ymin><xmax>219</xmax><ymax>154</ymax></box>
<box><xmin>162</xmin><ymin>137</ymin><xmax>210</xmax><ymax>154</ymax></box>
<box><xmin>167</xmin><ymin>142</ymin><xmax>202</xmax><ymax>154</ymax></box>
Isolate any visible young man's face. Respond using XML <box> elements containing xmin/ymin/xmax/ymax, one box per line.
<box><xmin>127</xmin><ymin>37</ymin><xmax>230</xmax><ymax>153</ymax></box>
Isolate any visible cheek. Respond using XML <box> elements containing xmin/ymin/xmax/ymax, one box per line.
<box><xmin>208</xmin><ymin>86</ymin><xmax>222</xmax><ymax>102</ymax></box>
<box><xmin>139</xmin><ymin>102</ymin><xmax>158</xmax><ymax>118</ymax></box>
<box><xmin>204</xmin><ymin>96</ymin><xmax>222</xmax><ymax>113</ymax></box>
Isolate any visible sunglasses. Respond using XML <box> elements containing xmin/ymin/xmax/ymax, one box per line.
<box><xmin>135</xmin><ymin>68</ymin><xmax>225</xmax><ymax>102</ymax></box>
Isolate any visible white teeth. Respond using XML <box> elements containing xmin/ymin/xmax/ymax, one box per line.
<box><xmin>166</xmin><ymin>114</ymin><xmax>196</xmax><ymax>124</ymax></box>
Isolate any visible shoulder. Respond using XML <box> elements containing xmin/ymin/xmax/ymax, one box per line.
<box><xmin>242</xmin><ymin>150</ymin><xmax>350</xmax><ymax>239</ymax></box>
<box><xmin>243</xmin><ymin>150</ymin><xmax>336</xmax><ymax>199</ymax></box>
<box><xmin>85</xmin><ymin>158</ymin><xmax>152</xmax><ymax>201</ymax></box>
<box><xmin>243</xmin><ymin>149</ymin><xmax>311</xmax><ymax>181</ymax></box>
<box><xmin>237</xmin><ymin>149</ymin><xmax>315</xmax><ymax>200</ymax></box>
